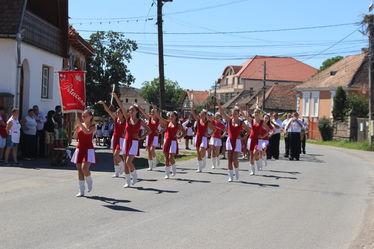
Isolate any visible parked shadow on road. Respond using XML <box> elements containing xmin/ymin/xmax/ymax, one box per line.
<box><xmin>267</xmin><ymin>170</ymin><xmax>301</xmax><ymax>175</ymax></box>
<box><xmin>132</xmin><ymin>186</ymin><xmax>178</xmax><ymax>194</ymax></box>
<box><xmin>102</xmin><ymin>205</ymin><xmax>144</xmax><ymax>212</ymax></box>
<box><xmin>173</xmin><ymin>178</ymin><xmax>211</xmax><ymax>184</ymax></box>
<box><xmin>259</xmin><ymin>174</ymin><xmax>298</xmax><ymax>180</ymax></box>
<box><xmin>237</xmin><ymin>181</ymin><xmax>280</xmax><ymax>187</ymax></box>
<box><xmin>85</xmin><ymin>195</ymin><xmax>131</xmax><ymax>205</ymax></box>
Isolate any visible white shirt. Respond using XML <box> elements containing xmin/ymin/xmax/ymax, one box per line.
<box><xmin>286</xmin><ymin>118</ymin><xmax>304</xmax><ymax>133</ymax></box>
<box><xmin>7</xmin><ymin>116</ymin><xmax>21</xmax><ymax>143</ymax></box>
<box><xmin>35</xmin><ymin>112</ymin><xmax>46</xmax><ymax>131</ymax></box>
<box><xmin>182</xmin><ymin>120</ymin><xmax>195</xmax><ymax>137</ymax></box>
<box><xmin>23</xmin><ymin>115</ymin><xmax>37</xmax><ymax>135</ymax></box>
<box><xmin>282</xmin><ymin>118</ymin><xmax>290</xmax><ymax>129</ymax></box>
<box><xmin>272</xmin><ymin>119</ymin><xmax>283</xmax><ymax>134</ymax></box>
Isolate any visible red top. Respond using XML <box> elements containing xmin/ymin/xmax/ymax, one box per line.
<box><xmin>125</xmin><ymin>118</ymin><xmax>141</xmax><ymax>140</ymax></box>
<box><xmin>262</xmin><ymin>123</ymin><xmax>272</xmax><ymax>140</ymax></box>
<box><xmin>77</xmin><ymin>125</ymin><xmax>95</xmax><ymax>149</ymax></box>
<box><xmin>211</xmin><ymin>120</ymin><xmax>225</xmax><ymax>139</ymax></box>
<box><xmin>148</xmin><ymin>118</ymin><xmax>159</xmax><ymax>136</ymax></box>
<box><xmin>0</xmin><ymin>116</ymin><xmax>7</xmax><ymax>138</ymax></box>
<box><xmin>196</xmin><ymin>120</ymin><xmax>208</xmax><ymax>137</ymax></box>
<box><xmin>250</xmin><ymin>119</ymin><xmax>264</xmax><ymax>139</ymax></box>
<box><xmin>113</xmin><ymin>118</ymin><xmax>126</xmax><ymax>138</ymax></box>
<box><xmin>165</xmin><ymin>122</ymin><xmax>179</xmax><ymax>141</ymax></box>
<box><xmin>228</xmin><ymin>119</ymin><xmax>242</xmax><ymax>140</ymax></box>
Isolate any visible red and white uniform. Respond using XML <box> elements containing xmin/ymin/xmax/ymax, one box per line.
<box><xmin>193</xmin><ymin>120</ymin><xmax>208</xmax><ymax>149</ymax></box>
<box><xmin>0</xmin><ymin>116</ymin><xmax>7</xmax><ymax>148</ymax></box>
<box><xmin>71</xmin><ymin>126</ymin><xmax>96</xmax><ymax>164</ymax></box>
<box><xmin>110</xmin><ymin>118</ymin><xmax>126</xmax><ymax>151</ymax></box>
<box><xmin>259</xmin><ymin>124</ymin><xmax>272</xmax><ymax>149</ymax></box>
<box><xmin>247</xmin><ymin>119</ymin><xmax>264</xmax><ymax>152</ymax></box>
<box><xmin>146</xmin><ymin>118</ymin><xmax>159</xmax><ymax>148</ymax></box>
<box><xmin>122</xmin><ymin>118</ymin><xmax>141</xmax><ymax>156</ymax></box>
<box><xmin>226</xmin><ymin>119</ymin><xmax>242</xmax><ymax>152</ymax></box>
<box><xmin>209</xmin><ymin>120</ymin><xmax>225</xmax><ymax>147</ymax></box>
<box><xmin>163</xmin><ymin>122</ymin><xmax>179</xmax><ymax>154</ymax></box>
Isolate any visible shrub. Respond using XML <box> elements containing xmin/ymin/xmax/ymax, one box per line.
<box><xmin>318</xmin><ymin>117</ymin><xmax>333</xmax><ymax>141</ymax></box>
<box><xmin>332</xmin><ymin>86</ymin><xmax>348</xmax><ymax>121</ymax></box>
<box><xmin>347</xmin><ymin>93</ymin><xmax>369</xmax><ymax>117</ymax></box>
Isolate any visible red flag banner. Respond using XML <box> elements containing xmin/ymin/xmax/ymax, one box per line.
<box><xmin>58</xmin><ymin>71</ymin><xmax>86</xmax><ymax>112</ymax></box>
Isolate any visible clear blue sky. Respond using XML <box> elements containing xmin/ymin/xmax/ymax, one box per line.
<box><xmin>69</xmin><ymin>0</ymin><xmax>370</xmax><ymax>90</ymax></box>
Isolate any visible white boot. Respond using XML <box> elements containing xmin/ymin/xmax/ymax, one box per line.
<box><xmin>196</xmin><ymin>160</ymin><xmax>203</xmax><ymax>173</ymax></box>
<box><xmin>123</xmin><ymin>174</ymin><xmax>131</xmax><ymax>188</ymax></box>
<box><xmin>250</xmin><ymin>164</ymin><xmax>256</xmax><ymax>175</ymax></box>
<box><xmin>217</xmin><ymin>157</ymin><xmax>220</xmax><ymax>168</ymax></box>
<box><xmin>165</xmin><ymin>166</ymin><xmax>170</xmax><ymax>179</ymax></box>
<box><xmin>263</xmin><ymin>156</ymin><xmax>267</xmax><ymax>168</ymax></box>
<box><xmin>147</xmin><ymin>160</ymin><xmax>153</xmax><ymax>171</ymax></box>
<box><xmin>112</xmin><ymin>165</ymin><xmax>120</xmax><ymax>178</ymax></box>
<box><xmin>256</xmin><ymin>159</ymin><xmax>262</xmax><ymax>171</ymax></box>
<box><xmin>152</xmin><ymin>157</ymin><xmax>157</xmax><ymax>168</ymax></box>
<box><xmin>76</xmin><ymin>180</ymin><xmax>85</xmax><ymax>197</ymax></box>
<box><xmin>85</xmin><ymin>175</ymin><xmax>93</xmax><ymax>192</ymax></box>
<box><xmin>228</xmin><ymin>170</ymin><xmax>234</xmax><ymax>182</ymax></box>
<box><xmin>130</xmin><ymin>170</ymin><xmax>138</xmax><ymax>185</ymax></box>
<box><xmin>212</xmin><ymin>157</ymin><xmax>216</xmax><ymax>169</ymax></box>
<box><xmin>171</xmin><ymin>164</ymin><xmax>176</xmax><ymax>176</ymax></box>
<box><xmin>118</xmin><ymin>161</ymin><xmax>124</xmax><ymax>175</ymax></box>
<box><xmin>234</xmin><ymin>168</ymin><xmax>239</xmax><ymax>180</ymax></box>
<box><xmin>202</xmin><ymin>157</ymin><xmax>206</xmax><ymax>169</ymax></box>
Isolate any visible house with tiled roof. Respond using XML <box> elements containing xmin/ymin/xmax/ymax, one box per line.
<box><xmin>181</xmin><ymin>90</ymin><xmax>210</xmax><ymax>117</ymax></box>
<box><xmin>0</xmin><ymin>0</ymin><xmax>70</xmax><ymax>116</ymax></box>
<box><xmin>119</xmin><ymin>86</ymin><xmax>150</xmax><ymax>113</ymax></box>
<box><xmin>215</xmin><ymin>55</ymin><xmax>317</xmax><ymax>105</ymax></box>
<box><xmin>294</xmin><ymin>53</ymin><xmax>368</xmax><ymax>140</ymax></box>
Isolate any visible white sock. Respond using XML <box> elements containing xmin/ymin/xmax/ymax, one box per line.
<box><xmin>171</xmin><ymin>164</ymin><xmax>176</xmax><ymax>176</ymax></box>
<box><xmin>196</xmin><ymin>160</ymin><xmax>203</xmax><ymax>172</ymax></box>
<box><xmin>76</xmin><ymin>180</ymin><xmax>85</xmax><ymax>197</ymax></box>
<box><xmin>112</xmin><ymin>165</ymin><xmax>120</xmax><ymax>177</ymax></box>
<box><xmin>152</xmin><ymin>157</ymin><xmax>157</xmax><ymax>167</ymax></box>
<box><xmin>212</xmin><ymin>157</ymin><xmax>216</xmax><ymax>169</ymax></box>
<box><xmin>228</xmin><ymin>170</ymin><xmax>234</xmax><ymax>182</ymax></box>
<box><xmin>85</xmin><ymin>175</ymin><xmax>93</xmax><ymax>192</ymax></box>
<box><xmin>130</xmin><ymin>170</ymin><xmax>138</xmax><ymax>185</ymax></box>
<box><xmin>123</xmin><ymin>174</ymin><xmax>131</xmax><ymax>188</ymax></box>
<box><xmin>263</xmin><ymin>156</ymin><xmax>267</xmax><ymax>167</ymax></box>
<box><xmin>148</xmin><ymin>160</ymin><xmax>153</xmax><ymax>170</ymax></box>
<box><xmin>250</xmin><ymin>164</ymin><xmax>255</xmax><ymax>175</ymax></box>
<box><xmin>165</xmin><ymin>166</ymin><xmax>170</xmax><ymax>179</ymax></box>
<box><xmin>202</xmin><ymin>157</ymin><xmax>206</xmax><ymax>168</ymax></box>
<box><xmin>256</xmin><ymin>159</ymin><xmax>262</xmax><ymax>171</ymax></box>
<box><xmin>234</xmin><ymin>168</ymin><xmax>239</xmax><ymax>180</ymax></box>
<box><xmin>217</xmin><ymin>157</ymin><xmax>220</xmax><ymax>167</ymax></box>
<box><xmin>118</xmin><ymin>161</ymin><xmax>124</xmax><ymax>174</ymax></box>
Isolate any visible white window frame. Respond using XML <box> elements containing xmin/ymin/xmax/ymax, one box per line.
<box><xmin>302</xmin><ymin>91</ymin><xmax>310</xmax><ymax>117</ymax></box>
<box><xmin>41</xmin><ymin>65</ymin><xmax>50</xmax><ymax>99</ymax></box>
<box><xmin>311</xmin><ymin>91</ymin><xmax>320</xmax><ymax>117</ymax></box>
<box><xmin>330</xmin><ymin>90</ymin><xmax>336</xmax><ymax>117</ymax></box>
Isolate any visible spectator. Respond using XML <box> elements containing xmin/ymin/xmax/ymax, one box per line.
<box><xmin>4</xmin><ymin>108</ymin><xmax>21</xmax><ymax>165</ymax></box>
<box><xmin>0</xmin><ymin>107</ymin><xmax>7</xmax><ymax>161</ymax></box>
<box><xmin>21</xmin><ymin>109</ymin><xmax>37</xmax><ymax>160</ymax></box>
<box><xmin>54</xmin><ymin>105</ymin><xmax>64</xmax><ymax>147</ymax></box>
<box><xmin>33</xmin><ymin>105</ymin><xmax>46</xmax><ymax>157</ymax></box>
<box><xmin>44</xmin><ymin>110</ymin><xmax>56</xmax><ymax>156</ymax></box>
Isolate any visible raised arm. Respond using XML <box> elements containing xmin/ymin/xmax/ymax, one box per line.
<box><xmin>139</xmin><ymin>120</ymin><xmax>151</xmax><ymax>140</ymax></box>
<box><xmin>112</xmin><ymin>92</ymin><xmax>129</xmax><ymax>119</ymax></box>
<box><xmin>190</xmin><ymin>108</ymin><xmax>200</xmax><ymax>122</ymax></box>
<box><xmin>152</xmin><ymin>105</ymin><xmax>168</xmax><ymax>126</ymax></box>
<box><xmin>217</xmin><ymin>102</ymin><xmax>230</xmax><ymax>122</ymax></box>
<box><xmin>136</xmin><ymin>104</ymin><xmax>150</xmax><ymax>120</ymax></box>
<box><xmin>98</xmin><ymin>100</ymin><xmax>116</xmax><ymax>120</ymax></box>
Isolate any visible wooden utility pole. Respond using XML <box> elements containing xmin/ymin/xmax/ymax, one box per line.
<box><xmin>213</xmin><ymin>81</ymin><xmax>217</xmax><ymax>113</ymax></box>
<box><xmin>364</xmin><ymin>15</ymin><xmax>374</xmax><ymax>146</ymax></box>
<box><xmin>262</xmin><ymin>61</ymin><xmax>267</xmax><ymax>111</ymax></box>
<box><xmin>157</xmin><ymin>0</ymin><xmax>172</xmax><ymax>111</ymax></box>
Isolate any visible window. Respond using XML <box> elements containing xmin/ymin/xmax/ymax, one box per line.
<box><xmin>330</xmin><ymin>90</ymin><xmax>336</xmax><ymax>117</ymax></box>
<box><xmin>126</xmin><ymin>98</ymin><xmax>128</xmax><ymax>103</ymax></box>
<box><xmin>226</xmin><ymin>78</ymin><xmax>228</xmax><ymax>86</ymax></box>
<box><xmin>135</xmin><ymin>99</ymin><xmax>137</xmax><ymax>103</ymax></box>
<box><xmin>41</xmin><ymin>66</ymin><xmax>50</xmax><ymax>98</ymax></box>
<box><xmin>302</xmin><ymin>92</ymin><xmax>310</xmax><ymax>116</ymax></box>
<box><xmin>311</xmin><ymin>91</ymin><xmax>319</xmax><ymax>117</ymax></box>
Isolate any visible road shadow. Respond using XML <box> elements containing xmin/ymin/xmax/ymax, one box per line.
<box><xmin>267</xmin><ymin>170</ymin><xmax>301</xmax><ymax>175</ymax></box>
<box><xmin>152</xmin><ymin>169</ymin><xmax>188</xmax><ymax>174</ymax></box>
<box><xmin>236</xmin><ymin>181</ymin><xmax>280</xmax><ymax>187</ymax></box>
<box><xmin>102</xmin><ymin>205</ymin><xmax>144</xmax><ymax>212</ymax></box>
<box><xmin>132</xmin><ymin>186</ymin><xmax>178</xmax><ymax>194</ymax></box>
<box><xmin>204</xmin><ymin>171</ymin><xmax>228</xmax><ymax>176</ymax></box>
<box><xmin>172</xmin><ymin>178</ymin><xmax>211</xmax><ymax>184</ymax></box>
<box><xmin>136</xmin><ymin>178</ymin><xmax>158</xmax><ymax>183</ymax></box>
<box><xmin>85</xmin><ymin>195</ymin><xmax>131</xmax><ymax>205</ymax></box>
<box><xmin>258</xmin><ymin>174</ymin><xmax>297</xmax><ymax>180</ymax></box>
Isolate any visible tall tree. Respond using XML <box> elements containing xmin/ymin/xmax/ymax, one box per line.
<box><xmin>319</xmin><ymin>56</ymin><xmax>343</xmax><ymax>72</ymax></box>
<box><xmin>86</xmin><ymin>31</ymin><xmax>137</xmax><ymax>109</ymax></box>
<box><xmin>141</xmin><ymin>78</ymin><xmax>185</xmax><ymax>111</ymax></box>
<box><xmin>332</xmin><ymin>86</ymin><xmax>348</xmax><ymax>121</ymax></box>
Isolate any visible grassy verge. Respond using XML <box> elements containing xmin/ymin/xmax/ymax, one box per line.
<box><xmin>156</xmin><ymin>151</ymin><xmax>197</xmax><ymax>164</ymax></box>
<box><xmin>307</xmin><ymin>139</ymin><xmax>374</xmax><ymax>151</ymax></box>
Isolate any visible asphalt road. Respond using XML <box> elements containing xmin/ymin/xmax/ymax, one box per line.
<box><xmin>0</xmin><ymin>143</ymin><xmax>373</xmax><ymax>249</ymax></box>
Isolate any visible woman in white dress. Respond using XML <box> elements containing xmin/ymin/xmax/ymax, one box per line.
<box><xmin>4</xmin><ymin>109</ymin><xmax>21</xmax><ymax>165</ymax></box>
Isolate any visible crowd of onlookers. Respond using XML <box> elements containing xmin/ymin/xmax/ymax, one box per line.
<box><xmin>0</xmin><ymin>105</ymin><xmax>69</xmax><ymax>166</ymax></box>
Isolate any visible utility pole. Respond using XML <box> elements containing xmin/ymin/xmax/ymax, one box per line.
<box><xmin>157</xmin><ymin>0</ymin><xmax>172</xmax><ymax>111</ymax></box>
<box><xmin>365</xmin><ymin>14</ymin><xmax>374</xmax><ymax>146</ymax></box>
<box><xmin>213</xmin><ymin>81</ymin><xmax>217</xmax><ymax>113</ymax></box>
<box><xmin>262</xmin><ymin>61</ymin><xmax>267</xmax><ymax>111</ymax></box>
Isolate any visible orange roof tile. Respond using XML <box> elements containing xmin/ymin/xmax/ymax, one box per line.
<box><xmin>186</xmin><ymin>90</ymin><xmax>210</xmax><ymax>106</ymax></box>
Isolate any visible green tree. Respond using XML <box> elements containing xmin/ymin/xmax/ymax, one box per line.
<box><xmin>86</xmin><ymin>31</ymin><xmax>137</xmax><ymax>111</ymax></box>
<box><xmin>318</xmin><ymin>56</ymin><xmax>343</xmax><ymax>72</ymax></box>
<box><xmin>140</xmin><ymin>78</ymin><xmax>185</xmax><ymax>111</ymax></box>
<box><xmin>347</xmin><ymin>93</ymin><xmax>369</xmax><ymax>117</ymax></box>
<box><xmin>332</xmin><ymin>86</ymin><xmax>348</xmax><ymax>121</ymax></box>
